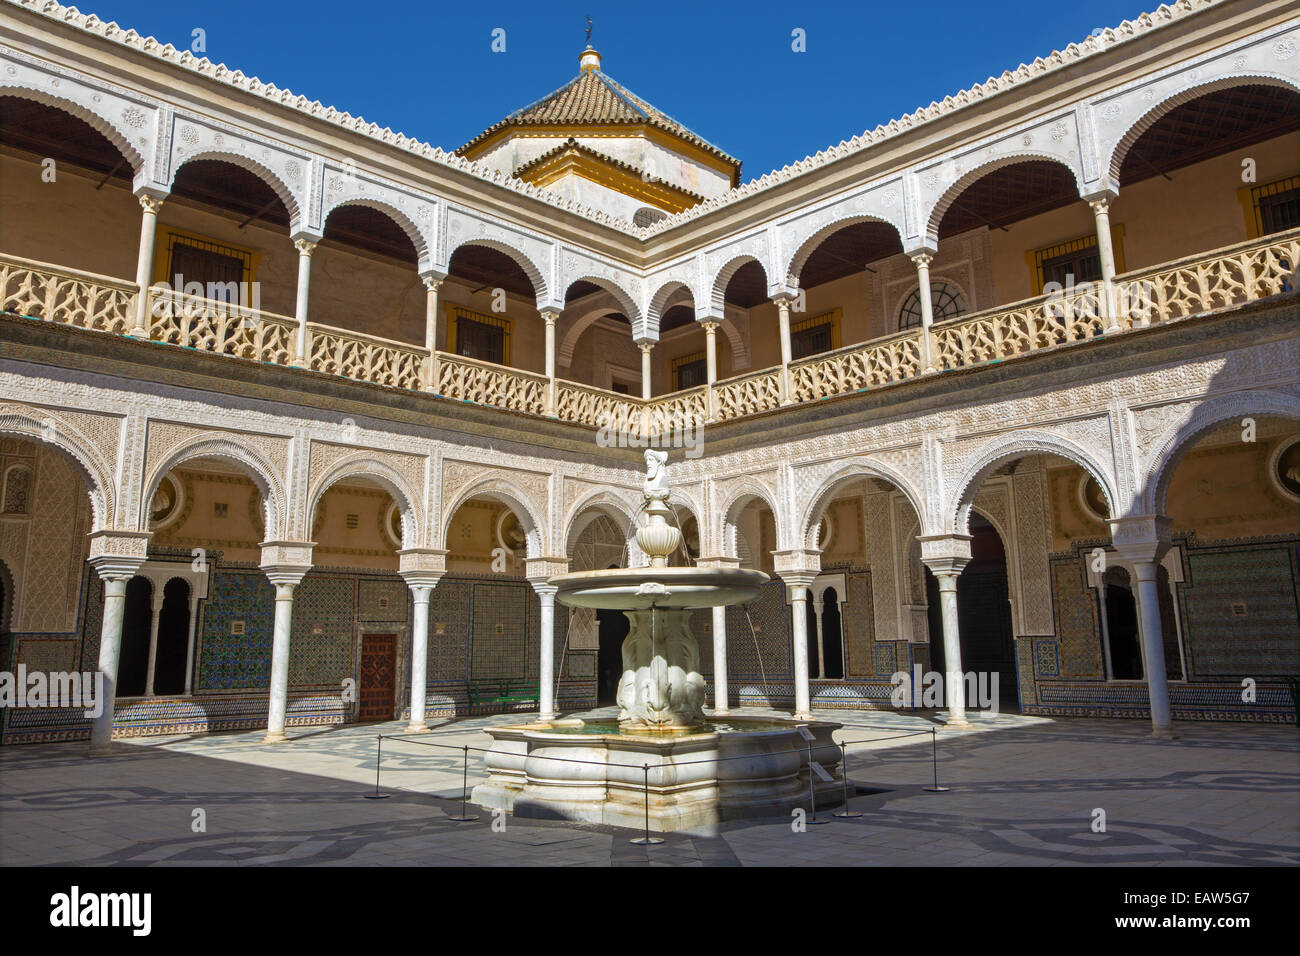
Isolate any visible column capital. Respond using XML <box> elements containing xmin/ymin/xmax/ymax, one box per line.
<box><xmin>420</xmin><ymin>270</ymin><xmax>447</xmax><ymax>290</ymax></box>
<box><xmin>699</xmin><ymin>319</ymin><xmax>720</xmax><ymax>333</ymax></box>
<box><xmin>772</xmin><ymin>548</ymin><xmax>821</xmax><ymax>581</ymax></box>
<box><xmin>1108</xmin><ymin>515</ymin><xmax>1172</xmax><ymax>565</ymax></box>
<box><xmin>87</xmin><ymin>530</ymin><xmax>151</xmax><ymax>581</ymax></box>
<box><xmin>136</xmin><ymin>192</ymin><xmax>166</xmax><ymax>214</ymax></box>
<box><xmin>258</xmin><ymin>540</ymin><xmax>314</xmax><ymax>586</ymax></box>
<box><xmin>1083</xmin><ymin>187</ymin><xmax>1119</xmax><ymax>208</ymax></box>
<box><xmin>910</xmin><ymin>251</ymin><xmax>935</xmax><ymax>269</ymax></box>
<box><xmin>292</xmin><ymin>236</ymin><xmax>318</xmax><ymax>256</ymax></box>
<box><xmin>918</xmin><ymin>533</ymin><xmax>972</xmax><ymax>577</ymax></box>
<box><xmin>526</xmin><ymin>556</ymin><xmax>570</xmax><ymax>588</ymax></box>
<box><xmin>540</xmin><ymin>307</ymin><xmax>561</xmax><ymax>325</ymax></box>
<box><xmin>636</xmin><ymin>339</ymin><xmax>655</xmax><ymax>354</ymax></box>
<box><xmin>398</xmin><ymin>548</ymin><xmax>447</xmax><ymax>581</ymax></box>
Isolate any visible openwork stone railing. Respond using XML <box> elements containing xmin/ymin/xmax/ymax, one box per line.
<box><xmin>0</xmin><ymin>255</ymin><xmax>135</xmax><ymax>335</ymax></box>
<box><xmin>436</xmin><ymin>352</ymin><xmax>548</xmax><ymax>416</ymax></box>
<box><xmin>151</xmin><ymin>287</ymin><xmax>297</xmax><ymax>364</ymax></box>
<box><xmin>307</xmin><ymin>322</ymin><xmax>424</xmax><ymax>391</ymax></box>
<box><xmin>2</xmin><ymin>228</ymin><xmax>1296</xmax><ymax>432</ymax></box>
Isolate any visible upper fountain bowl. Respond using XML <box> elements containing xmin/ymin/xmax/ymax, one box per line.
<box><xmin>549</xmin><ymin>565</ymin><xmax>769</xmax><ymax>610</ymax></box>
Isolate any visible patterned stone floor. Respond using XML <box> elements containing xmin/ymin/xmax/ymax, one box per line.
<box><xmin>1</xmin><ymin>707</ymin><xmax>1296</xmax><ymax>866</ymax></box>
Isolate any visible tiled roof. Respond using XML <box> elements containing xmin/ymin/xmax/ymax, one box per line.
<box><xmin>458</xmin><ymin>64</ymin><xmax>742</xmax><ymax>173</ymax></box>
<box><xmin>514</xmin><ymin>137</ymin><xmax>707</xmax><ymax>202</ymax></box>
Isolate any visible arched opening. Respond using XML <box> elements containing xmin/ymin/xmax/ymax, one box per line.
<box><xmin>813</xmin><ymin>585</ymin><xmax>845</xmax><ymax>680</ymax></box>
<box><xmin>562</xmin><ymin>280</ymin><xmax>641</xmax><ymax>393</ymax></box>
<box><xmin>1113</xmin><ymin>84</ymin><xmax>1300</xmax><ymax>269</ymax></box>
<box><xmin>0</xmin><ymin>95</ymin><xmax>138</xmax><ymax>279</ymax></box>
<box><xmin>702</xmin><ymin>258</ymin><xmax>770</xmax><ymax>387</ymax></box>
<box><xmin>927</xmin><ymin>512</ymin><xmax>1018</xmax><ymax>708</ymax></box>
<box><xmin>152</xmin><ymin>578</ymin><xmax>191</xmax><ymax>695</ymax></box>
<box><xmin>318</xmin><ymin>204</ymin><xmax>422</xmax><ymax>344</ymax></box>
<box><xmin>443</xmin><ymin>243</ymin><xmax>540</xmax><ymax>372</ymax></box>
<box><xmin>1102</xmin><ymin>566</ymin><xmax>1142</xmax><ymax>680</ymax></box>
<box><xmin>118</xmin><ymin>577</ymin><xmax>153</xmax><ymax>698</ymax></box>
<box><xmin>789</xmin><ymin>220</ymin><xmax>904</xmax><ymax>349</ymax></box>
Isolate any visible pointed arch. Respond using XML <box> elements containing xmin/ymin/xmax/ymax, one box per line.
<box><xmin>308</xmin><ymin>454</ymin><xmax>422</xmax><ymax>549</ymax></box>
<box><xmin>1142</xmin><ymin>390</ymin><xmax>1300</xmax><ymax>516</ymax></box>
<box><xmin>1106</xmin><ymin>74</ymin><xmax>1300</xmax><ymax>186</ymax></box>
<box><xmin>0</xmin><ymin>405</ymin><xmax>114</xmax><ymax>531</ymax></box>
<box><xmin>950</xmin><ymin>429</ymin><xmax>1117</xmax><ymax>534</ymax></box>
<box><xmin>142</xmin><ymin>433</ymin><xmax>286</xmax><ymax>539</ymax></box>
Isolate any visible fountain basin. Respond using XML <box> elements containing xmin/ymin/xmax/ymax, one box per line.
<box><xmin>551</xmin><ymin>565</ymin><xmax>769</xmax><ymax>609</ymax></box>
<box><xmin>470</xmin><ymin>716</ymin><xmax>846</xmax><ymax>834</ymax></box>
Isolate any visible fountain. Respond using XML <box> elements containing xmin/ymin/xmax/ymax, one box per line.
<box><xmin>471</xmin><ymin>450</ymin><xmax>846</xmax><ymax>833</ymax></box>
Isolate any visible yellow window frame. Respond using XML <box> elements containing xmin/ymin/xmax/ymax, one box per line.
<box><xmin>1025</xmin><ymin>226</ymin><xmax>1125</xmax><ymax>295</ymax></box>
<box><xmin>446</xmin><ymin>304</ymin><xmax>513</xmax><ymax>365</ymax></box>
<box><xmin>152</xmin><ymin>226</ymin><xmax>261</xmax><ymax>302</ymax></box>
<box><xmin>790</xmin><ymin>308</ymin><xmax>842</xmax><ymax>358</ymax></box>
<box><xmin>1237</xmin><ymin>175</ymin><xmax>1300</xmax><ymax>239</ymax></box>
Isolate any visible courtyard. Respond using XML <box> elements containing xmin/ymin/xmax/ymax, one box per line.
<box><xmin>3</xmin><ymin>710</ymin><xmax>1295</xmax><ymax>867</ymax></box>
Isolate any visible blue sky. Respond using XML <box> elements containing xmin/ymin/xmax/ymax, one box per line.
<box><xmin>87</xmin><ymin>0</ymin><xmax>1153</xmax><ymax>181</ymax></box>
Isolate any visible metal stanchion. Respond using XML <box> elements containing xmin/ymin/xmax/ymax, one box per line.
<box><xmin>806</xmin><ymin>741</ymin><xmax>829</xmax><ymax>825</ymax></box>
<box><xmin>832</xmin><ymin>741</ymin><xmax>862</xmax><ymax>818</ymax></box>
<box><xmin>629</xmin><ymin>763</ymin><xmax>664</xmax><ymax>846</ymax></box>
<box><xmin>923</xmin><ymin>727</ymin><xmax>949</xmax><ymax>792</ymax></box>
<box><xmin>447</xmin><ymin>744</ymin><xmax>479</xmax><ymax>821</ymax></box>
<box><xmin>364</xmin><ymin>735</ymin><xmax>390</xmax><ymax>799</ymax></box>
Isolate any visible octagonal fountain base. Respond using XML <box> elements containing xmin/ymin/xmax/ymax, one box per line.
<box><xmin>471</xmin><ymin>715</ymin><xmax>846</xmax><ymax>834</ymax></box>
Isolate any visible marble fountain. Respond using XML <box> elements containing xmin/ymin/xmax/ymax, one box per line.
<box><xmin>471</xmin><ymin>450</ymin><xmax>845</xmax><ymax>834</ymax></box>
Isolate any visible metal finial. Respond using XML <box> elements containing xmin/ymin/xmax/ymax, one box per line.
<box><xmin>585</xmin><ymin>15</ymin><xmax>593</xmax><ymax>45</ymax></box>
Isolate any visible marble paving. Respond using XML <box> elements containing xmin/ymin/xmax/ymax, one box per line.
<box><xmin>1</xmin><ymin>707</ymin><xmax>1296</xmax><ymax>867</ymax></box>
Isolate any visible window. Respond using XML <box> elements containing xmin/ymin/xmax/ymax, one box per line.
<box><xmin>1245</xmin><ymin>176</ymin><xmax>1300</xmax><ymax>237</ymax></box>
<box><xmin>159</xmin><ymin>229</ymin><xmax>257</xmax><ymax>304</ymax></box>
<box><xmin>2</xmin><ymin>466</ymin><xmax>31</xmax><ymax>515</ymax></box>
<box><xmin>790</xmin><ymin>309</ymin><xmax>841</xmax><ymax>360</ymax></box>
<box><xmin>672</xmin><ymin>352</ymin><xmax>707</xmax><ymax>390</ymax></box>
<box><xmin>633</xmin><ymin>207</ymin><xmax>668</xmax><ymax>228</ymax></box>
<box><xmin>448</xmin><ymin>307</ymin><xmax>511</xmax><ymax>365</ymax></box>
<box><xmin>898</xmin><ymin>282</ymin><xmax>966</xmax><ymax>330</ymax></box>
<box><xmin>1036</xmin><ymin>237</ymin><xmax>1102</xmax><ymax>292</ymax></box>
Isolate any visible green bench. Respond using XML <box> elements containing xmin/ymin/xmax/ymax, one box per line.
<box><xmin>465</xmin><ymin>679</ymin><xmax>540</xmax><ymax>714</ymax></box>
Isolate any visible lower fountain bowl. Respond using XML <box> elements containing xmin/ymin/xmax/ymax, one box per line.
<box><xmin>470</xmin><ymin>715</ymin><xmax>846</xmax><ymax>834</ymax></box>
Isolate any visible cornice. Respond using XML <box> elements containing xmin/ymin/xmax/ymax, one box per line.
<box><xmin>0</xmin><ymin>0</ymin><xmax>1253</xmax><ymax>247</ymax></box>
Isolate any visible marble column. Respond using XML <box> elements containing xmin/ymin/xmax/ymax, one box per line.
<box><xmin>1111</xmin><ymin>517</ymin><xmax>1174</xmax><ymax>737</ymax></box>
<box><xmin>259</xmin><ymin>551</ymin><xmax>311</xmax><ymax>744</ymax></box>
<box><xmin>406</xmin><ymin>584</ymin><xmax>433</xmax><ymax>732</ymax></box>
<box><xmin>144</xmin><ymin>580</ymin><xmax>163</xmax><ymax>696</ymax></box>
<box><xmin>183</xmin><ymin>591</ymin><xmax>199</xmax><ymax>696</ymax></box>
<box><xmin>292</xmin><ymin>238</ymin><xmax>316</xmax><ymax>365</ymax></box>
<box><xmin>130</xmin><ymin>194</ymin><xmax>164</xmax><ymax>338</ymax></box>
<box><xmin>912</xmin><ymin>252</ymin><xmax>937</xmax><ymax>372</ymax></box>
<box><xmin>711</xmin><ymin>604</ymin><xmax>729</xmax><ymax>715</ymax></box>
<box><xmin>702</xmin><ymin>319</ymin><xmax>719</xmax><ymax>420</ymax></box>
<box><xmin>775</xmin><ymin>296</ymin><xmax>794</xmax><ymax>405</ymax></box>
<box><xmin>534</xmin><ymin>583</ymin><xmax>558</xmax><ymax>721</ymax></box>
<box><xmin>638</xmin><ymin>341</ymin><xmax>653</xmax><ymax>399</ymax></box>
<box><xmin>812</xmin><ymin>594</ymin><xmax>826</xmax><ymax>680</ymax></box>
<box><xmin>1090</xmin><ymin>194</ymin><xmax>1120</xmax><ymax>330</ymax></box>
<box><xmin>543</xmin><ymin>308</ymin><xmax>559</xmax><ymax>415</ymax></box>
<box><xmin>933</xmin><ymin>570</ymin><xmax>971</xmax><ymax>728</ymax></box>
<box><xmin>422</xmin><ymin>276</ymin><xmax>442</xmax><ymax>390</ymax></box>
<box><xmin>789</xmin><ymin>582</ymin><xmax>813</xmax><ymax>719</ymax></box>
<box><xmin>87</xmin><ymin>542</ymin><xmax>148</xmax><ymax>757</ymax></box>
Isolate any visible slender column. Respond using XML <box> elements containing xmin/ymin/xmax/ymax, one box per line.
<box><xmin>1131</xmin><ymin>561</ymin><xmax>1173</xmax><ymax>736</ymax></box>
<box><xmin>1090</xmin><ymin>196</ymin><xmax>1120</xmax><ymax>330</ymax></box>
<box><xmin>912</xmin><ymin>252</ymin><xmax>938</xmax><ymax>372</ymax></box>
<box><xmin>812</xmin><ymin>596</ymin><xmax>826</xmax><ymax>680</ymax></box>
<box><xmin>144</xmin><ymin>581</ymin><xmax>163</xmax><ymax>697</ymax></box>
<box><xmin>88</xmin><ymin>576</ymin><xmax>131</xmax><ymax>755</ymax></box>
<box><xmin>543</xmin><ymin>308</ymin><xmax>559</xmax><ymax>415</ymax></box>
<box><xmin>292</xmin><ymin>238</ymin><xmax>316</xmax><ymax>365</ymax></box>
<box><xmin>639</xmin><ymin>341</ymin><xmax>654</xmax><ymax>400</ymax></box>
<box><xmin>775</xmin><ymin>296</ymin><xmax>794</xmax><ymax>405</ymax></box>
<box><xmin>933</xmin><ymin>571</ymin><xmax>970</xmax><ymax>728</ymax></box>
<box><xmin>259</xmin><ymin>556</ymin><xmax>311</xmax><ymax>744</ymax></box>
<box><xmin>407</xmin><ymin>585</ymin><xmax>433</xmax><ymax>732</ymax></box>
<box><xmin>422</xmin><ymin>276</ymin><xmax>442</xmax><ymax>390</ymax></box>
<box><xmin>534</xmin><ymin>584</ymin><xmax>558</xmax><ymax>720</ymax></box>
<box><xmin>711</xmin><ymin>604</ymin><xmax>729</xmax><ymax>715</ymax></box>
<box><xmin>183</xmin><ymin>592</ymin><xmax>199</xmax><ymax>696</ymax></box>
<box><xmin>130</xmin><ymin>194</ymin><xmax>164</xmax><ymax>338</ymax></box>
<box><xmin>701</xmin><ymin>319</ymin><xmax>720</xmax><ymax>421</ymax></box>
<box><xmin>789</xmin><ymin>583</ymin><xmax>813</xmax><ymax>718</ymax></box>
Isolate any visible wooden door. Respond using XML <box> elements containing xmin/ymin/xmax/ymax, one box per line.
<box><xmin>358</xmin><ymin>633</ymin><xmax>397</xmax><ymax>722</ymax></box>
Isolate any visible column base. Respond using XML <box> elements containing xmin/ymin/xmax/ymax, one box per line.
<box><xmin>942</xmin><ymin>717</ymin><xmax>972</xmax><ymax>730</ymax></box>
<box><xmin>86</xmin><ymin>744</ymin><xmax>113</xmax><ymax>757</ymax></box>
<box><xmin>1151</xmin><ymin>726</ymin><xmax>1177</xmax><ymax>740</ymax></box>
<box><xmin>793</xmin><ymin>711</ymin><xmax>813</xmax><ymax>721</ymax></box>
<box><xmin>405</xmin><ymin>722</ymin><xmax>430</xmax><ymax>734</ymax></box>
<box><xmin>262</xmin><ymin>731</ymin><xmax>288</xmax><ymax>744</ymax></box>
<box><xmin>538</xmin><ymin>711</ymin><xmax>557</xmax><ymax>723</ymax></box>
<box><xmin>712</xmin><ymin>708</ymin><xmax>730</xmax><ymax>717</ymax></box>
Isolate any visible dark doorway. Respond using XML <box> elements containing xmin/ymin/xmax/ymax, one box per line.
<box><xmin>822</xmin><ymin>589</ymin><xmax>844</xmax><ymax>679</ymax></box>
<box><xmin>1104</xmin><ymin>568</ymin><xmax>1142</xmax><ymax>679</ymax></box>
<box><xmin>118</xmin><ymin>577</ymin><xmax>152</xmax><ymax>697</ymax></box>
<box><xmin>927</xmin><ymin>513</ymin><xmax>1019</xmax><ymax>708</ymax></box>
<box><xmin>596</xmin><ymin>608</ymin><xmax>629</xmax><ymax>705</ymax></box>
<box><xmin>358</xmin><ymin>632</ymin><xmax>396</xmax><ymax>722</ymax></box>
<box><xmin>152</xmin><ymin>578</ymin><xmax>191</xmax><ymax>695</ymax></box>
